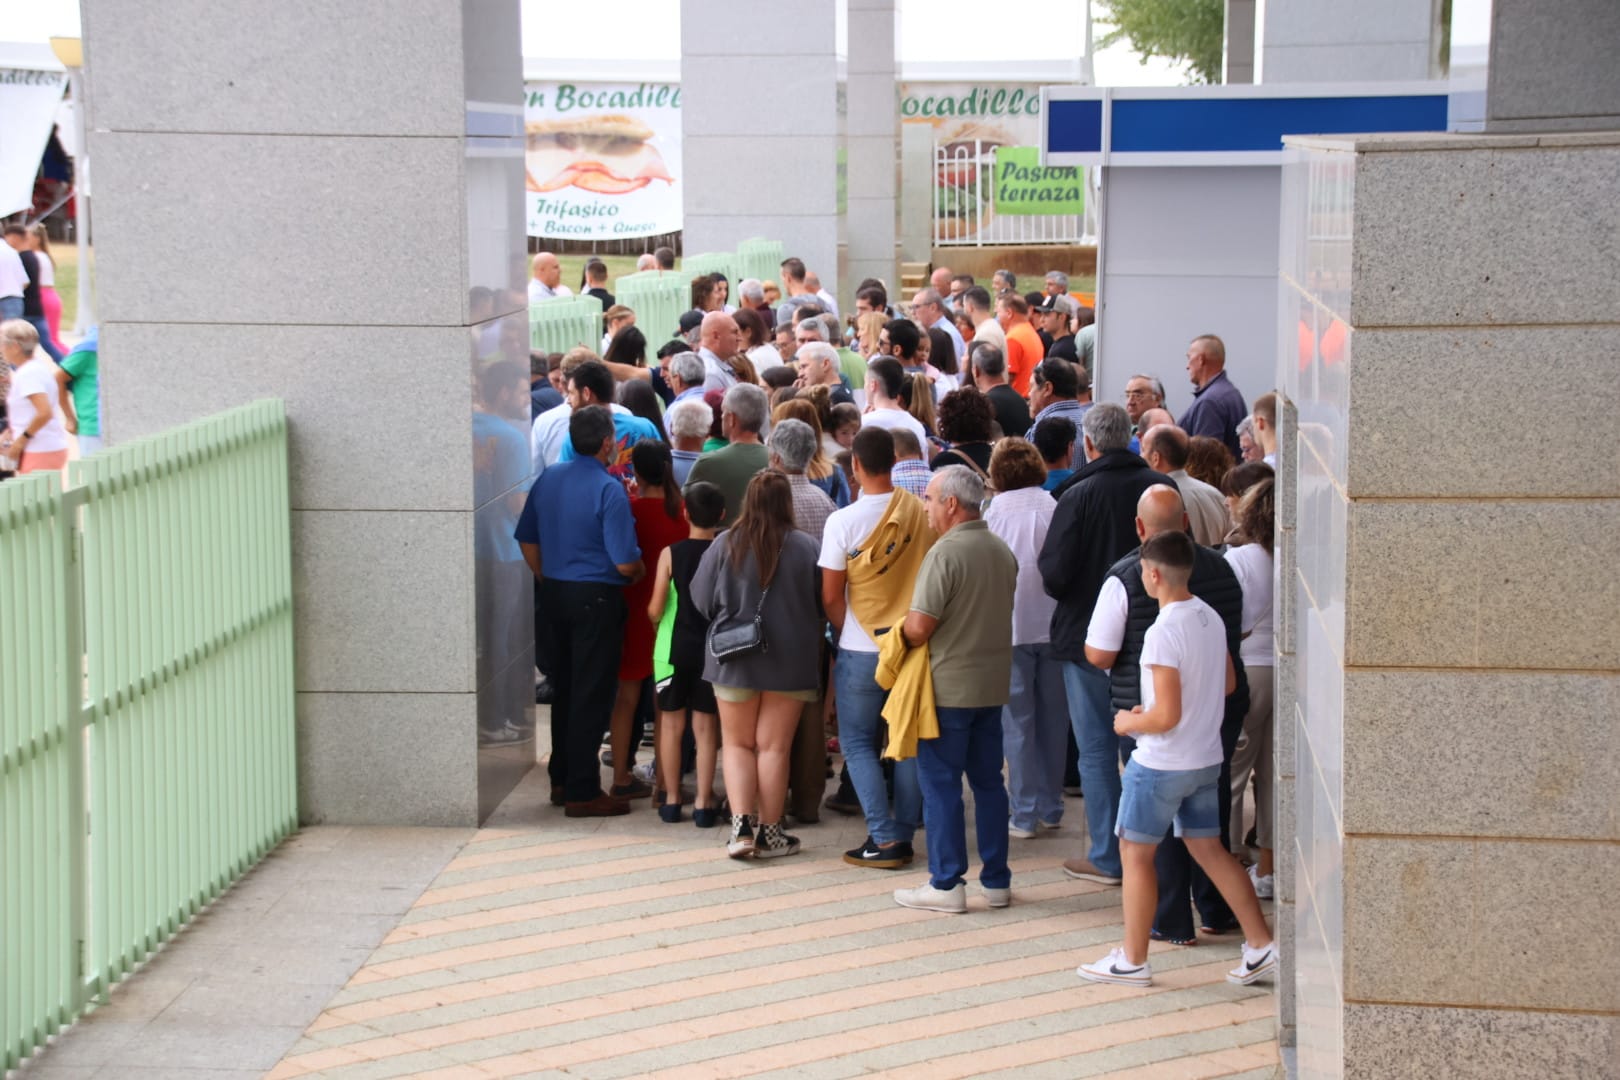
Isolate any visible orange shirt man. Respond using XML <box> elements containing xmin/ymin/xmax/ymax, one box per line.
<box><xmin>997</xmin><ymin>294</ymin><xmax>1046</xmax><ymax>397</ymax></box>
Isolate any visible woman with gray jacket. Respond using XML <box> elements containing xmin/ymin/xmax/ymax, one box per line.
<box><xmin>691</xmin><ymin>470</ymin><xmax>824</xmax><ymax>860</ymax></box>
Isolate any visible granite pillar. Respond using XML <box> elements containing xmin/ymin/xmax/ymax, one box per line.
<box><xmin>844</xmin><ymin>0</ymin><xmax>898</xmax><ymax>307</ymax></box>
<box><xmin>82</xmin><ymin>0</ymin><xmax>532</xmax><ymax>825</ymax></box>
<box><xmin>679</xmin><ymin>0</ymin><xmax>845</xmax><ymax>298</ymax></box>
<box><xmin>1278</xmin><ymin>129</ymin><xmax>1620</xmax><ymax>1078</ymax></box>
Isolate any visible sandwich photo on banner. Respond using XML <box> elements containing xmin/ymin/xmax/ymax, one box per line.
<box><xmin>523</xmin><ymin>82</ymin><xmax>683</xmax><ymax>240</ymax></box>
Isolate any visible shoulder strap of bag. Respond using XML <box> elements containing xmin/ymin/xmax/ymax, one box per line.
<box><xmin>947</xmin><ymin>447</ymin><xmax>990</xmax><ymax>480</ymax></box>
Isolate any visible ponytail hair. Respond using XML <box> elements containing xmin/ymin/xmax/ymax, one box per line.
<box><xmin>630</xmin><ymin>439</ymin><xmax>682</xmax><ymax>521</ymax></box>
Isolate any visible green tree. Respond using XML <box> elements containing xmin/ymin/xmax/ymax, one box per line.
<box><xmin>1096</xmin><ymin>0</ymin><xmax>1227</xmax><ymax>85</ymax></box>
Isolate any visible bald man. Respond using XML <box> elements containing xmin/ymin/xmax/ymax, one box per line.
<box><xmin>697</xmin><ymin>310</ymin><xmax>743</xmax><ymax>392</ymax></box>
<box><xmin>1140</xmin><ymin>424</ymin><xmax>1229</xmax><ymax>546</ymax></box>
<box><xmin>930</xmin><ymin>266</ymin><xmax>954</xmax><ymax>306</ymax></box>
<box><xmin>635</xmin><ymin>253</ymin><xmax>657</xmax><ymax>272</ymax></box>
<box><xmin>1082</xmin><ymin>484</ymin><xmax>1251</xmax><ymax>945</ymax></box>
<box><xmin>1137</xmin><ymin>406</ymin><xmax>1174</xmax><ymax>433</ymax></box>
<box><xmin>529</xmin><ymin>252</ymin><xmax>572</xmax><ymax>303</ymax></box>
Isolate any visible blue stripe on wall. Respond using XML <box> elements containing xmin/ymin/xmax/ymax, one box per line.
<box><xmin>1108</xmin><ymin>95</ymin><xmax>1449</xmax><ymax>153</ymax></box>
<box><xmin>1048</xmin><ymin>98</ymin><xmax>1104</xmax><ymax>154</ymax></box>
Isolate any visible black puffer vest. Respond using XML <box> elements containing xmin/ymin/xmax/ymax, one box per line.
<box><xmin>1105</xmin><ymin>545</ymin><xmax>1250</xmax><ymax>729</ymax></box>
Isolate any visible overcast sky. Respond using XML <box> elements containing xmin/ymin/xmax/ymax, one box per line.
<box><xmin>12</xmin><ymin>0</ymin><xmax>1187</xmax><ymax>85</ymax></box>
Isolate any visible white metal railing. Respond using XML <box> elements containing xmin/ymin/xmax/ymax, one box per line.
<box><xmin>931</xmin><ymin>139</ymin><xmax>1094</xmax><ymax>247</ymax></box>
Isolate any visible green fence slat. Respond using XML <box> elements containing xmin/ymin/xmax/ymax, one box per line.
<box><xmin>3</xmin><ymin>401</ymin><xmax>297</xmax><ymax>1070</ymax></box>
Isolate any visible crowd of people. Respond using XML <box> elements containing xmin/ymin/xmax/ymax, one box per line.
<box><xmin>516</xmin><ymin>252</ymin><xmax>1283</xmax><ymax>990</ymax></box>
<box><xmin>1</xmin><ymin>222</ymin><xmax>101</xmax><ymax>477</ymax></box>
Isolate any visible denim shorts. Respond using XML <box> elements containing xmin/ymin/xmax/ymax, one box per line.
<box><xmin>1115</xmin><ymin>760</ymin><xmax>1223</xmax><ymax>844</ymax></box>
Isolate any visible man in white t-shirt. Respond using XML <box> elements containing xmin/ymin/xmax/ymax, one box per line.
<box><xmin>961</xmin><ymin>286</ymin><xmax>1005</xmax><ymax>360</ymax></box>
<box><xmin>819</xmin><ymin>427</ymin><xmax>928</xmax><ymax>870</ymax></box>
<box><xmin>527</xmin><ymin>252</ymin><xmax>572</xmax><ymax>304</ymax></box>
<box><xmin>860</xmin><ymin>357</ymin><xmax>928</xmax><ymax>445</ymax></box>
<box><xmin>1077</xmin><ymin>529</ymin><xmax>1275</xmax><ymax>991</ymax></box>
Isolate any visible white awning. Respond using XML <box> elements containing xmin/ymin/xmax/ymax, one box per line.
<box><xmin>0</xmin><ymin>42</ymin><xmax>68</xmax><ymax>218</ymax></box>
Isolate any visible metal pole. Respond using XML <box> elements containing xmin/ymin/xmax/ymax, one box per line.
<box><xmin>71</xmin><ymin>70</ymin><xmax>94</xmax><ymax>336</ymax></box>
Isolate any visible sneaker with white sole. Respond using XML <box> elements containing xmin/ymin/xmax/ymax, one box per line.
<box><xmin>631</xmin><ymin>761</ymin><xmax>656</xmax><ymax>785</ymax></box>
<box><xmin>1228</xmin><ymin>941</ymin><xmax>1277</xmax><ymax>985</ymax></box>
<box><xmin>1008</xmin><ymin>823</ymin><xmax>1038</xmax><ymax>839</ymax></box>
<box><xmin>1062</xmin><ymin>857</ymin><xmax>1123</xmax><ymax>885</ymax></box>
<box><xmin>982</xmin><ymin>885</ymin><xmax>1011</xmax><ymax>909</ymax></box>
<box><xmin>894</xmin><ymin>881</ymin><xmax>967</xmax><ymax>914</ymax></box>
<box><xmin>754</xmin><ymin>821</ymin><xmax>801</xmax><ymax>859</ymax></box>
<box><xmin>1248</xmin><ymin>864</ymin><xmax>1275</xmax><ymax>900</ymax></box>
<box><xmin>1038</xmin><ymin>818</ymin><xmax>1063</xmax><ymax>831</ymax></box>
<box><xmin>726</xmin><ymin>815</ymin><xmax>755</xmax><ymax>859</ymax></box>
<box><xmin>1078</xmin><ymin>947</ymin><xmax>1151</xmax><ymax>987</ymax></box>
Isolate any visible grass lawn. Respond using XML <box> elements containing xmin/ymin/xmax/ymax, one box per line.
<box><xmin>49</xmin><ymin>242</ymin><xmax>90</xmax><ymax>335</ymax></box>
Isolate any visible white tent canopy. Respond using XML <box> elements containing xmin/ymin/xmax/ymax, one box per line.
<box><xmin>0</xmin><ymin>41</ymin><xmax>68</xmax><ymax>218</ymax></box>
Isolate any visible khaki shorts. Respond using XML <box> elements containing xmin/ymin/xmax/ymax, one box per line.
<box><xmin>712</xmin><ymin>684</ymin><xmax>820</xmax><ymax>705</ymax></box>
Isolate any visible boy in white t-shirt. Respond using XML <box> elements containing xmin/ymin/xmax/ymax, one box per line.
<box><xmin>1078</xmin><ymin>530</ymin><xmax>1276</xmax><ymax>989</ymax></box>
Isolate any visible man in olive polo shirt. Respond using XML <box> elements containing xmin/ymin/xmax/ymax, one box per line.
<box><xmin>893</xmin><ymin>465</ymin><xmax>1019</xmax><ymax>914</ymax></box>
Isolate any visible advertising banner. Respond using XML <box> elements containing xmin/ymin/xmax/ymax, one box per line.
<box><xmin>523</xmin><ymin>81</ymin><xmax>682</xmax><ymax>240</ymax></box>
<box><xmin>903</xmin><ymin>81</ymin><xmax>1083</xmax><ymax>243</ymax></box>
<box><xmin>992</xmin><ymin>147</ymin><xmax>1084</xmax><ymax>215</ymax></box>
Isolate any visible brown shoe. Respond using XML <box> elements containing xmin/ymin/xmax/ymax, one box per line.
<box><xmin>565</xmin><ymin>793</ymin><xmax>631</xmax><ymax>818</ymax></box>
<box><xmin>1062</xmin><ymin>857</ymin><xmax>1122</xmax><ymax>885</ymax></box>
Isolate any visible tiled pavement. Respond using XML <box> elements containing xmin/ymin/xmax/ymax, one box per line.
<box><xmin>11</xmin><ymin>763</ymin><xmax>1279</xmax><ymax>1080</ymax></box>
<box><xmin>262</xmin><ymin>769</ymin><xmax>1279</xmax><ymax>1080</ymax></box>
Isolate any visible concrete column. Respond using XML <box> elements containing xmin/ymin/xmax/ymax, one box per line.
<box><xmin>845</xmin><ymin>0</ymin><xmax>898</xmax><ymax>305</ymax></box>
<box><xmin>1279</xmin><ymin>129</ymin><xmax>1620</xmax><ymax>1077</ymax></box>
<box><xmin>680</xmin><ymin>0</ymin><xmax>844</xmax><ymax>296</ymax></box>
<box><xmin>82</xmin><ymin>0</ymin><xmax>532</xmax><ymax>825</ymax></box>
<box><xmin>1223</xmin><ymin>0</ymin><xmax>1256</xmax><ymax>84</ymax></box>
<box><xmin>1256</xmin><ymin>0</ymin><xmax>1438</xmax><ymax>83</ymax></box>
<box><xmin>1485</xmin><ymin>0</ymin><xmax>1620</xmax><ymax>132</ymax></box>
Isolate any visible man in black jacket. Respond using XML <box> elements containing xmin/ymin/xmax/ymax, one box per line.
<box><xmin>1085</xmin><ymin>485</ymin><xmax>1251</xmax><ymax>941</ymax></box>
<box><xmin>1038</xmin><ymin>402</ymin><xmax>1174</xmax><ymax>885</ymax></box>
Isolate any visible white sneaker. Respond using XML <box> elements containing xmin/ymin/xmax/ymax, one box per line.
<box><xmin>1078</xmin><ymin>947</ymin><xmax>1151</xmax><ymax>987</ymax></box>
<box><xmin>1249</xmin><ymin>864</ymin><xmax>1275</xmax><ymax>900</ymax></box>
<box><xmin>982</xmin><ymin>885</ymin><xmax>1011</xmax><ymax>909</ymax></box>
<box><xmin>1008</xmin><ymin>823</ymin><xmax>1038</xmax><ymax>839</ymax></box>
<box><xmin>1228</xmin><ymin>941</ymin><xmax>1277</xmax><ymax>985</ymax></box>
<box><xmin>894</xmin><ymin>881</ymin><xmax>967</xmax><ymax>914</ymax></box>
<box><xmin>1038</xmin><ymin>818</ymin><xmax>1063</xmax><ymax>831</ymax></box>
<box><xmin>632</xmin><ymin>761</ymin><xmax>656</xmax><ymax>785</ymax></box>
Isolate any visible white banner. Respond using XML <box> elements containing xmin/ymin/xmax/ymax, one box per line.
<box><xmin>0</xmin><ymin>67</ymin><xmax>68</xmax><ymax>217</ymax></box>
<box><xmin>523</xmin><ymin>81</ymin><xmax>682</xmax><ymax>240</ymax></box>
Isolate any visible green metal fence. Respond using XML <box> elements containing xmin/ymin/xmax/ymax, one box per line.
<box><xmin>0</xmin><ymin>400</ymin><xmax>297</xmax><ymax>1071</ymax></box>
<box><xmin>529</xmin><ymin>294</ymin><xmax>604</xmax><ymax>355</ymax></box>
<box><xmin>735</xmin><ymin>237</ymin><xmax>786</xmax><ymax>287</ymax></box>
<box><xmin>611</xmin><ymin>270</ymin><xmax>688</xmax><ymax>347</ymax></box>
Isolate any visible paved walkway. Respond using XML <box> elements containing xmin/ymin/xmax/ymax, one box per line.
<box><xmin>12</xmin><ymin>768</ymin><xmax>1279</xmax><ymax>1080</ymax></box>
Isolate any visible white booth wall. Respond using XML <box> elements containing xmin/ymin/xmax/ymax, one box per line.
<box><xmin>1096</xmin><ymin>165</ymin><xmax>1281</xmax><ymax>418</ymax></box>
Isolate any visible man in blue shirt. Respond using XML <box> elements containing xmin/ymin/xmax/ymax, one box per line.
<box><xmin>1177</xmin><ymin>335</ymin><xmax>1248</xmax><ymax>461</ymax></box>
<box><xmin>556</xmin><ymin>360</ymin><xmax>661</xmax><ymax>480</ymax></box>
<box><xmin>517</xmin><ymin>406</ymin><xmax>645</xmax><ymax>817</ymax></box>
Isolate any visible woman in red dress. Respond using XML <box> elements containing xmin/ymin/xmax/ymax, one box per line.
<box><xmin>606</xmin><ymin>439</ymin><xmax>689</xmax><ymax>798</ymax></box>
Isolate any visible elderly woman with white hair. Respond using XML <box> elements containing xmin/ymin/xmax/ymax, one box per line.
<box><xmin>666</xmin><ymin>396</ymin><xmax>713</xmax><ymax>486</ymax></box>
<box><xmin>2</xmin><ymin>318</ymin><xmax>74</xmax><ymax>474</ymax></box>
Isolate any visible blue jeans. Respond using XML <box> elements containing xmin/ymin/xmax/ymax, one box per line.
<box><xmin>0</xmin><ymin>297</ymin><xmax>21</xmax><ymax>321</ymax></box>
<box><xmin>834</xmin><ymin>647</ymin><xmax>919</xmax><ymax>846</ymax></box>
<box><xmin>919</xmin><ymin>706</ymin><xmax>1010</xmax><ymax>890</ymax></box>
<box><xmin>1003</xmin><ymin>643</ymin><xmax>1069</xmax><ymax>832</ymax></box>
<box><xmin>26</xmin><ymin>315</ymin><xmax>62</xmax><ymax>361</ymax></box>
<box><xmin>1063</xmin><ymin>660</ymin><xmax>1122</xmax><ymax>877</ymax></box>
